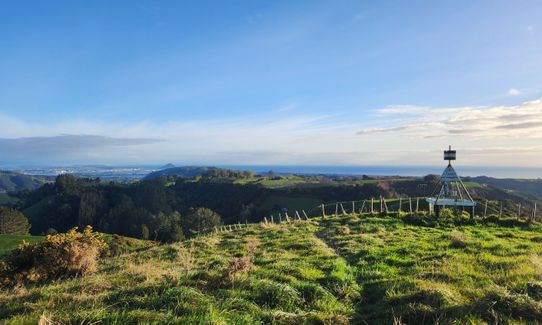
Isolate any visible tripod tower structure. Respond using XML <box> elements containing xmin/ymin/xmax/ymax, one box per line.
<box><xmin>426</xmin><ymin>146</ymin><xmax>476</xmax><ymax>218</ymax></box>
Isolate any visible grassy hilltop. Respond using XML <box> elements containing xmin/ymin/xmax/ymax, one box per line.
<box><xmin>2</xmin><ymin>214</ymin><xmax>542</xmax><ymax>324</ymax></box>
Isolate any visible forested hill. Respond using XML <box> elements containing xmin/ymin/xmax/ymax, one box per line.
<box><xmin>0</xmin><ymin>171</ymin><xmax>50</xmax><ymax>193</ymax></box>
<box><xmin>143</xmin><ymin>166</ymin><xmax>218</xmax><ymax>180</ymax></box>
<box><xmin>14</xmin><ymin>171</ymin><xmax>536</xmax><ymax>240</ymax></box>
<box><xmin>466</xmin><ymin>176</ymin><xmax>542</xmax><ymax>199</ymax></box>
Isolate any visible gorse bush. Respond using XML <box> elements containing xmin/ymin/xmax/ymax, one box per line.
<box><xmin>0</xmin><ymin>226</ymin><xmax>107</xmax><ymax>286</ymax></box>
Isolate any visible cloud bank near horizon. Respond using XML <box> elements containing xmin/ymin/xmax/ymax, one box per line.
<box><xmin>1</xmin><ymin>99</ymin><xmax>542</xmax><ymax>167</ymax></box>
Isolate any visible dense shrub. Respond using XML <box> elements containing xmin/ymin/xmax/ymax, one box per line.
<box><xmin>0</xmin><ymin>226</ymin><xmax>107</xmax><ymax>286</ymax></box>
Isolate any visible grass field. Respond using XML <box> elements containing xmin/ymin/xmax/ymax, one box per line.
<box><xmin>0</xmin><ymin>234</ymin><xmax>44</xmax><ymax>256</ymax></box>
<box><xmin>1</xmin><ymin>214</ymin><xmax>542</xmax><ymax>324</ymax></box>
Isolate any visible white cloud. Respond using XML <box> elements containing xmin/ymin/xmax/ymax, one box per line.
<box><xmin>508</xmin><ymin>88</ymin><xmax>522</xmax><ymax>96</ymax></box>
<box><xmin>1</xmin><ymin>99</ymin><xmax>542</xmax><ymax>167</ymax></box>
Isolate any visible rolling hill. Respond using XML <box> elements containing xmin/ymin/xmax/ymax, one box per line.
<box><xmin>1</xmin><ymin>214</ymin><xmax>542</xmax><ymax>324</ymax></box>
<box><xmin>143</xmin><ymin>166</ymin><xmax>219</xmax><ymax>180</ymax></box>
<box><xmin>0</xmin><ymin>171</ymin><xmax>50</xmax><ymax>193</ymax></box>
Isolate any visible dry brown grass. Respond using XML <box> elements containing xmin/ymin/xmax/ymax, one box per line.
<box><xmin>448</xmin><ymin>230</ymin><xmax>467</xmax><ymax>248</ymax></box>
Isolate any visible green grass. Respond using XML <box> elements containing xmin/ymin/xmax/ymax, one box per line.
<box><xmin>0</xmin><ymin>234</ymin><xmax>44</xmax><ymax>256</ymax></box>
<box><xmin>2</xmin><ymin>215</ymin><xmax>542</xmax><ymax>324</ymax></box>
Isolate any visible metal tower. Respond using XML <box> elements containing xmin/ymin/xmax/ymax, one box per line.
<box><xmin>426</xmin><ymin>146</ymin><xmax>476</xmax><ymax>218</ymax></box>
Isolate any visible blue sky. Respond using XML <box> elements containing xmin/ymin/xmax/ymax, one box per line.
<box><xmin>1</xmin><ymin>1</ymin><xmax>542</xmax><ymax>167</ymax></box>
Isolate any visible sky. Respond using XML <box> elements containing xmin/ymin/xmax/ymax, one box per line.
<box><xmin>1</xmin><ymin>0</ymin><xmax>542</xmax><ymax>168</ymax></box>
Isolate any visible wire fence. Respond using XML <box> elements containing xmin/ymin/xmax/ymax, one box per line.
<box><xmin>208</xmin><ymin>196</ymin><xmax>539</xmax><ymax>235</ymax></box>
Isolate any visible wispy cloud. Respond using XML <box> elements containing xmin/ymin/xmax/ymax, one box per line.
<box><xmin>1</xmin><ymin>99</ymin><xmax>542</xmax><ymax>167</ymax></box>
<box><xmin>360</xmin><ymin>99</ymin><xmax>542</xmax><ymax>139</ymax></box>
<box><xmin>508</xmin><ymin>88</ymin><xmax>522</xmax><ymax>96</ymax></box>
<box><xmin>277</xmin><ymin>103</ymin><xmax>300</xmax><ymax>112</ymax></box>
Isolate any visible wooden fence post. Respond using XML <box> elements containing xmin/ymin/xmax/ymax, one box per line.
<box><xmin>295</xmin><ymin>211</ymin><xmax>302</xmax><ymax>221</ymax></box>
<box><xmin>335</xmin><ymin>203</ymin><xmax>339</xmax><ymax>216</ymax></box>
<box><xmin>371</xmin><ymin>198</ymin><xmax>374</xmax><ymax>213</ymax></box>
<box><xmin>271</xmin><ymin>215</ymin><xmax>274</xmax><ymax>224</ymax></box>
<box><xmin>518</xmin><ymin>204</ymin><xmax>521</xmax><ymax>220</ymax></box>
<box><xmin>278</xmin><ymin>213</ymin><xmax>282</xmax><ymax>223</ymax></box>
<box><xmin>484</xmin><ymin>200</ymin><xmax>488</xmax><ymax>218</ymax></box>
<box><xmin>409</xmin><ymin>197</ymin><xmax>413</xmax><ymax>213</ymax></box>
<box><xmin>499</xmin><ymin>201</ymin><xmax>503</xmax><ymax>218</ymax></box>
<box><xmin>380</xmin><ymin>197</ymin><xmax>383</xmax><ymax>213</ymax></box>
<box><xmin>302</xmin><ymin>210</ymin><xmax>309</xmax><ymax>220</ymax></box>
<box><xmin>352</xmin><ymin>201</ymin><xmax>355</xmax><ymax>214</ymax></box>
<box><xmin>416</xmin><ymin>198</ymin><xmax>419</xmax><ymax>213</ymax></box>
<box><xmin>340</xmin><ymin>203</ymin><xmax>347</xmax><ymax>216</ymax></box>
<box><xmin>360</xmin><ymin>200</ymin><xmax>366</xmax><ymax>214</ymax></box>
<box><xmin>321</xmin><ymin>204</ymin><xmax>326</xmax><ymax>218</ymax></box>
<box><xmin>398</xmin><ymin>198</ymin><xmax>402</xmax><ymax>213</ymax></box>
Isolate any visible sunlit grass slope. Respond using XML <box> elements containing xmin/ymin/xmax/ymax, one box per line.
<box><xmin>2</xmin><ymin>214</ymin><xmax>542</xmax><ymax>324</ymax></box>
<box><xmin>0</xmin><ymin>235</ymin><xmax>44</xmax><ymax>256</ymax></box>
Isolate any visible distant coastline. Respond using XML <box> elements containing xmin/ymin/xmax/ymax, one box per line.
<box><xmin>2</xmin><ymin>164</ymin><xmax>541</xmax><ymax>180</ymax></box>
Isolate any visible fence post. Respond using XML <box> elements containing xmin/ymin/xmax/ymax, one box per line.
<box><xmin>295</xmin><ymin>211</ymin><xmax>302</xmax><ymax>221</ymax></box>
<box><xmin>335</xmin><ymin>203</ymin><xmax>339</xmax><ymax>216</ymax></box>
<box><xmin>534</xmin><ymin>203</ymin><xmax>538</xmax><ymax>221</ymax></box>
<box><xmin>352</xmin><ymin>201</ymin><xmax>355</xmax><ymax>214</ymax></box>
<box><xmin>499</xmin><ymin>201</ymin><xmax>503</xmax><ymax>218</ymax></box>
<box><xmin>484</xmin><ymin>200</ymin><xmax>488</xmax><ymax>218</ymax></box>
<box><xmin>518</xmin><ymin>204</ymin><xmax>521</xmax><ymax>220</ymax></box>
<box><xmin>371</xmin><ymin>198</ymin><xmax>374</xmax><ymax>213</ymax></box>
<box><xmin>321</xmin><ymin>204</ymin><xmax>326</xmax><ymax>218</ymax></box>
<box><xmin>360</xmin><ymin>200</ymin><xmax>366</xmax><ymax>214</ymax></box>
<box><xmin>340</xmin><ymin>203</ymin><xmax>347</xmax><ymax>215</ymax></box>
<box><xmin>409</xmin><ymin>197</ymin><xmax>413</xmax><ymax>213</ymax></box>
<box><xmin>279</xmin><ymin>213</ymin><xmax>282</xmax><ymax>223</ymax></box>
<box><xmin>285</xmin><ymin>212</ymin><xmax>290</xmax><ymax>223</ymax></box>
<box><xmin>380</xmin><ymin>196</ymin><xmax>383</xmax><ymax>213</ymax></box>
<box><xmin>264</xmin><ymin>217</ymin><xmax>268</xmax><ymax>224</ymax></box>
<box><xmin>398</xmin><ymin>198</ymin><xmax>402</xmax><ymax>213</ymax></box>
<box><xmin>302</xmin><ymin>210</ymin><xmax>309</xmax><ymax>220</ymax></box>
<box><xmin>271</xmin><ymin>215</ymin><xmax>275</xmax><ymax>224</ymax></box>
<box><xmin>416</xmin><ymin>198</ymin><xmax>419</xmax><ymax>213</ymax></box>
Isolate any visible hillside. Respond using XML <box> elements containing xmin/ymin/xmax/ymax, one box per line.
<box><xmin>0</xmin><ymin>171</ymin><xmax>49</xmax><ymax>193</ymax></box>
<box><xmin>2</xmin><ymin>214</ymin><xmax>542</xmax><ymax>324</ymax></box>
<box><xmin>143</xmin><ymin>166</ymin><xmax>219</xmax><ymax>180</ymax></box>
<box><xmin>467</xmin><ymin>176</ymin><xmax>542</xmax><ymax>200</ymax></box>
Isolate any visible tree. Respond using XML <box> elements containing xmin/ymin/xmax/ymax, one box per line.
<box><xmin>183</xmin><ymin>207</ymin><xmax>221</xmax><ymax>235</ymax></box>
<box><xmin>0</xmin><ymin>207</ymin><xmax>30</xmax><ymax>235</ymax></box>
<box><xmin>149</xmin><ymin>211</ymin><xmax>184</xmax><ymax>243</ymax></box>
<box><xmin>141</xmin><ymin>224</ymin><xmax>150</xmax><ymax>240</ymax></box>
